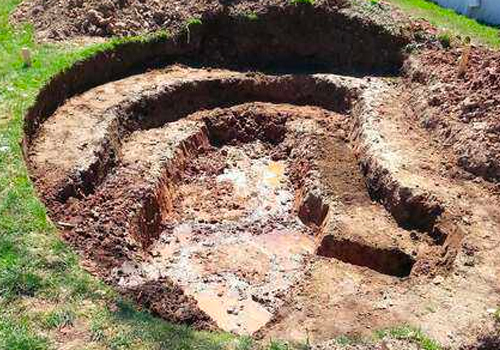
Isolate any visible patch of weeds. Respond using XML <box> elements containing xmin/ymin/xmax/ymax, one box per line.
<box><xmin>0</xmin><ymin>265</ymin><xmax>43</xmax><ymax>299</ymax></box>
<box><xmin>301</xmin><ymin>331</ymin><xmax>312</xmax><ymax>350</ymax></box>
<box><xmin>425</xmin><ymin>304</ymin><xmax>436</xmax><ymax>314</ymax></box>
<box><xmin>89</xmin><ymin>308</ymin><xmax>111</xmax><ymax>342</ymax></box>
<box><xmin>375</xmin><ymin>325</ymin><xmax>442</xmax><ymax>350</ymax></box>
<box><xmin>268</xmin><ymin>340</ymin><xmax>289</xmax><ymax>350</ymax></box>
<box><xmin>292</xmin><ymin>340</ymin><xmax>312</xmax><ymax>350</ymax></box>
<box><xmin>234</xmin><ymin>336</ymin><xmax>253</xmax><ymax>350</ymax></box>
<box><xmin>335</xmin><ymin>334</ymin><xmax>365</xmax><ymax>346</ymax></box>
<box><xmin>90</xmin><ymin>323</ymin><xmax>106</xmax><ymax>343</ymax></box>
<box><xmin>41</xmin><ymin>307</ymin><xmax>76</xmax><ymax>329</ymax></box>
<box><xmin>493</xmin><ymin>308</ymin><xmax>500</xmax><ymax>323</ymax></box>
<box><xmin>437</xmin><ymin>31</ymin><xmax>452</xmax><ymax>48</ymax></box>
<box><xmin>370</xmin><ymin>0</ymin><xmax>381</xmax><ymax>5</ymax></box>
<box><xmin>65</xmin><ymin>269</ymin><xmax>98</xmax><ymax>299</ymax></box>
<box><xmin>186</xmin><ymin>18</ymin><xmax>203</xmax><ymax>27</ymax></box>
<box><xmin>245</xmin><ymin>11</ymin><xmax>259</xmax><ymax>21</ymax></box>
<box><xmin>0</xmin><ymin>318</ymin><xmax>49</xmax><ymax>350</ymax></box>
<box><xmin>185</xmin><ymin>18</ymin><xmax>203</xmax><ymax>43</ymax></box>
<box><xmin>0</xmin><ymin>234</ymin><xmax>45</xmax><ymax>299</ymax></box>
<box><xmin>263</xmin><ymin>339</ymin><xmax>320</xmax><ymax>350</ymax></box>
<box><xmin>290</xmin><ymin>0</ymin><xmax>314</xmax><ymax>5</ymax></box>
<box><xmin>109</xmin><ymin>332</ymin><xmax>134</xmax><ymax>350</ymax></box>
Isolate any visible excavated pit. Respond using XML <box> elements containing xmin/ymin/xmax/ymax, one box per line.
<box><xmin>28</xmin><ymin>59</ymin><xmax>500</xmax><ymax>348</ymax></box>
<box><xmin>24</xmin><ymin>9</ymin><xmax>500</xmax><ymax>348</ymax></box>
<box><xmin>110</xmin><ymin>102</ymin><xmax>429</xmax><ymax>334</ymax></box>
<box><xmin>26</xmin><ymin>65</ymin><xmax>451</xmax><ymax>335</ymax></box>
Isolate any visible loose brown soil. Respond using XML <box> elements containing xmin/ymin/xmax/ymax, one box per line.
<box><xmin>403</xmin><ymin>46</ymin><xmax>500</xmax><ymax>182</ymax></box>
<box><xmin>16</xmin><ymin>0</ymin><xmax>500</xmax><ymax>349</ymax></box>
<box><xmin>11</xmin><ymin>0</ymin><xmax>371</xmax><ymax>41</ymax></box>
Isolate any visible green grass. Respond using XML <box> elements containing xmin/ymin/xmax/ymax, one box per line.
<box><xmin>261</xmin><ymin>327</ymin><xmax>443</xmax><ymax>350</ymax></box>
<box><xmin>185</xmin><ymin>17</ymin><xmax>203</xmax><ymax>43</ymax></box>
<box><xmin>437</xmin><ymin>31</ymin><xmax>452</xmax><ymax>48</ymax></box>
<box><xmin>186</xmin><ymin>18</ymin><xmax>203</xmax><ymax>27</ymax></box>
<box><xmin>375</xmin><ymin>325</ymin><xmax>442</xmax><ymax>350</ymax></box>
<box><xmin>245</xmin><ymin>11</ymin><xmax>259</xmax><ymax>21</ymax></box>
<box><xmin>0</xmin><ymin>318</ymin><xmax>49</xmax><ymax>350</ymax></box>
<box><xmin>334</xmin><ymin>334</ymin><xmax>365</xmax><ymax>346</ymax></box>
<box><xmin>39</xmin><ymin>307</ymin><xmax>76</xmax><ymax>329</ymax></box>
<box><xmin>494</xmin><ymin>309</ymin><xmax>500</xmax><ymax>323</ymax></box>
<box><xmin>290</xmin><ymin>0</ymin><xmax>314</xmax><ymax>5</ymax></box>
<box><xmin>380</xmin><ymin>0</ymin><xmax>500</xmax><ymax>48</ymax></box>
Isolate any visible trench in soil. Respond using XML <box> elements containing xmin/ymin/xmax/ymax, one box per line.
<box><xmin>112</xmin><ymin>102</ymin><xmax>436</xmax><ymax>334</ymax></box>
<box><xmin>138</xmin><ymin>107</ymin><xmax>319</xmax><ymax>334</ymax></box>
<box><xmin>150</xmin><ymin>143</ymin><xmax>312</xmax><ymax>334</ymax></box>
<box><xmin>22</xmin><ymin>3</ymin><xmax>409</xmax><ymax>149</ymax></box>
<box><xmin>49</xmin><ymin>74</ymin><xmax>355</xmax><ymax>203</ymax></box>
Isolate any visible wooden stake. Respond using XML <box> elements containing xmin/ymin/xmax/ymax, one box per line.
<box><xmin>21</xmin><ymin>47</ymin><xmax>32</xmax><ymax>67</ymax></box>
<box><xmin>457</xmin><ymin>37</ymin><xmax>471</xmax><ymax>78</ymax></box>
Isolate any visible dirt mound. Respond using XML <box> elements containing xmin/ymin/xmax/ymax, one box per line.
<box><xmin>12</xmin><ymin>0</ymin><xmax>219</xmax><ymax>40</ymax></box>
<box><xmin>12</xmin><ymin>0</ymin><xmax>348</xmax><ymax>41</ymax></box>
<box><xmin>125</xmin><ymin>279</ymin><xmax>217</xmax><ymax>330</ymax></box>
<box><xmin>403</xmin><ymin>45</ymin><xmax>500</xmax><ymax>181</ymax></box>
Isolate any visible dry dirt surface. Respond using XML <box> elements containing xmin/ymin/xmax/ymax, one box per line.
<box><xmin>403</xmin><ymin>46</ymin><xmax>500</xmax><ymax>182</ymax></box>
<box><xmin>16</xmin><ymin>0</ymin><xmax>500</xmax><ymax>349</ymax></box>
